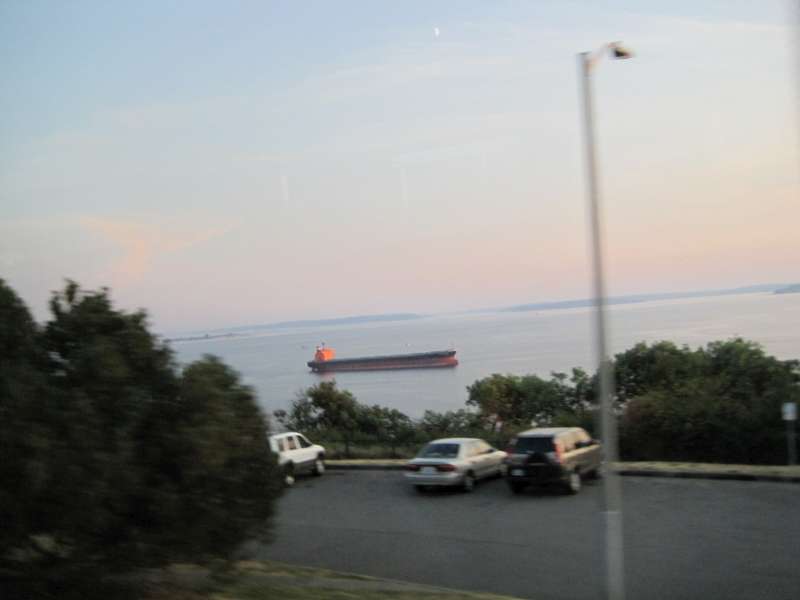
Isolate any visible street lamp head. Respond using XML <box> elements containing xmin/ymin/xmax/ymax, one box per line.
<box><xmin>581</xmin><ymin>42</ymin><xmax>634</xmax><ymax>72</ymax></box>
<box><xmin>609</xmin><ymin>42</ymin><xmax>633</xmax><ymax>60</ymax></box>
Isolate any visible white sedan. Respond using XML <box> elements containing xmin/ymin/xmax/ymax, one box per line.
<box><xmin>404</xmin><ymin>437</ymin><xmax>507</xmax><ymax>492</ymax></box>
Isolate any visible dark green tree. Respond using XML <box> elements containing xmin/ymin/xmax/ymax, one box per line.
<box><xmin>365</xmin><ymin>406</ymin><xmax>417</xmax><ymax>456</ymax></box>
<box><xmin>613</xmin><ymin>341</ymin><xmax>704</xmax><ymax>404</ymax></box>
<box><xmin>135</xmin><ymin>356</ymin><xmax>283</xmax><ymax>563</ymax></box>
<box><xmin>279</xmin><ymin>380</ymin><xmax>361</xmax><ymax>455</ymax></box>
<box><xmin>0</xmin><ymin>280</ymin><xmax>52</xmax><ymax>567</ymax></box>
<box><xmin>418</xmin><ymin>409</ymin><xmax>483</xmax><ymax>439</ymax></box>
<box><xmin>466</xmin><ymin>373</ymin><xmax>523</xmax><ymax>430</ymax></box>
<box><xmin>0</xmin><ymin>281</ymin><xmax>282</xmax><ymax>594</ymax></box>
<box><xmin>466</xmin><ymin>372</ymin><xmax>585</xmax><ymax>431</ymax></box>
<box><xmin>274</xmin><ymin>390</ymin><xmax>318</xmax><ymax>432</ymax></box>
<box><xmin>619</xmin><ymin>339</ymin><xmax>800</xmax><ymax>463</ymax></box>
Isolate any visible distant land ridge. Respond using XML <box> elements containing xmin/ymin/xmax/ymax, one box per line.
<box><xmin>774</xmin><ymin>284</ymin><xmax>800</xmax><ymax>295</ymax></box>
<box><xmin>222</xmin><ymin>313</ymin><xmax>422</xmax><ymax>333</ymax></box>
<box><xmin>165</xmin><ymin>283</ymin><xmax>792</xmax><ymax>338</ymax></box>
<box><xmin>502</xmin><ymin>283</ymin><xmax>790</xmax><ymax>313</ymax></box>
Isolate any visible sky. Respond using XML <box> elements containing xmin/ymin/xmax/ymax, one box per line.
<box><xmin>1</xmin><ymin>1</ymin><xmax>798</xmax><ymax>333</ymax></box>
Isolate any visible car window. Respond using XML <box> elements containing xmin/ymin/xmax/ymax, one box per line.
<box><xmin>418</xmin><ymin>443</ymin><xmax>460</xmax><ymax>459</ymax></box>
<box><xmin>298</xmin><ymin>435</ymin><xmax>312</xmax><ymax>448</ymax></box>
<box><xmin>475</xmin><ymin>441</ymin><xmax>490</xmax><ymax>454</ymax></box>
<box><xmin>287</xmin><ymin>436</ymin><xmax>298</xmax><ymax>451</ymax></box>
<box><xmin>510</xmin><ymin>436</ymin><xmax>554</xmax><ymax>454</ymax></box>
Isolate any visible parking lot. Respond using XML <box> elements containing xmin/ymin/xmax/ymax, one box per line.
<box><xmin>254</xmin><ymin>471</ymin><xmax>800</xmax><ymax>600</ymax></box>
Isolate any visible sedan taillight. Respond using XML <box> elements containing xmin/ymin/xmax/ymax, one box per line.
<box><xmin>436</xmin><ymin>464</ymin><xmax>456</xmax><ymax>472</ymax></box>
<box><xmin>405</xmin><ymin>464</ymin><xmax>420</xmax><ymax>472</ymax></box>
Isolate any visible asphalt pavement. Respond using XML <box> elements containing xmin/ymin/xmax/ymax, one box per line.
<box><xmin>254</xmin><ymin>471</ymin><xmax>800</xmax><ymax>600</ymax></box>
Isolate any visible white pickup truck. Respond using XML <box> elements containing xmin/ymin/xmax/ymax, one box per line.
<box><xmin>269</xmin><ymin>431</ymin><xmax>326</xmax><ymax>486</ymax></box>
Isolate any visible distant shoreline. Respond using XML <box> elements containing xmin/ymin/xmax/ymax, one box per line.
<box><xmin>165</xmin><ymin>332</ymin><xmax>241</xmax><ymax>343</ymax></box>
<box><xmin>501</xmin><ymin>283</ymin><xmax>791</xmax><ymax>314</ymax></box>
<box><xmin>774</xmin><ymin>284</ymin><xmax>800</xmax><ymax>295</ymax></box>
<box><xmin>162</xmin><ymin>283</ymin><xmax>797</xmax><ymax>338</ymax></box>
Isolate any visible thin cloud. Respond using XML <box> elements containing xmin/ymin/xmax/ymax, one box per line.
<box><xmin>79</xmin><ymin>216</ymin><xmax>238</xmax><ymax>283</ymax></box>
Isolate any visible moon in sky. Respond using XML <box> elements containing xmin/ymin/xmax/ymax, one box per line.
<box><xmin>434</xmin><ymin>27</ymin><xmax>440</xmax><ymax>38</ymax></box>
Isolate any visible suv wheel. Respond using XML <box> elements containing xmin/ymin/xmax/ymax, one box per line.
<box><xmin>313</xmin><ymin>456</ymin><xmax>325</xmax><ymax>476</ymax></box>
<box><xmin>508</xmin><ymin>481</ymin><xmax>526</xmax><ymax>494</ymax></box>
<box><xmin>283</xmin><ymin>464</ymin><xmax>295</xmax><ymax>487</ymax></box>
<box><xmin>566</xmin><ymin>470</ymin><xmax>581</xmax><ymax>494</ymax></box>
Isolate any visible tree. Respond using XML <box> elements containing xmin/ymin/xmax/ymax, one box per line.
<box><xmin>466</xmin><ymin>374</ymin><xmax>524</xmax><ymax>430</ymax></box>
<box><xmin>619</xmin><ymin>339</ymin><xmax>800</xmax><ymax>463</ymax></box>
<box><xmin>418</xmin><ymin>409</ymin><xmax>483</xmax><ymax>439</ymax></box>
<box><xmin>466</xmin><ymin>372</ymin><xmax>584</xmax><ymax>431</ymax></box>
<box><xmin>704</xmin><ymin>338</ymin><xmax>800</xmax><ymax>405</ymax></box>
<box><xmin>0</xmin><ymin>281</ymin><xmax>282</xmax><ymax>594</ymax></box>
<box><xmin>278</xmin><ymin>381</ymin><xmax>362</xmax><ymax>456</ymax></box>
<box><xmin>613</xmin><ymin>341</ymin><xmax>703</xmax><ymax>405</ymax></box>
<box><xmin>0</xmin><ymin>280</ymin><xmax>51</xmax><ymax>567</ymax></box>
<box><xmin>516</xmin><ymin>374</ymin><xmax>569</xmax><ymax>425</ymax></box>
<box><xmin>274</xmin><ymin>390</ymin><xmax>318</xmax><ymax>432</ymax></box>
<box><xmin>365</xmin><ymin>406</ymin><xmax>417</xmax><ymax>456</ymax></box>
<box><xmin>135</xmin><ymin>356</ymin><xmax>283</xmax><ymax>563</ymax></box>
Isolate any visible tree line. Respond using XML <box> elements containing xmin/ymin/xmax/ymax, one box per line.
<box><xmin>278</xmin><ymin>339</ymin><xmax>800</xmax><ymax>465</ymax></box>
<box><xmin>1</xmin><ymin>280</ymin><xmax>282</xmax><ymax>597</ymax></box>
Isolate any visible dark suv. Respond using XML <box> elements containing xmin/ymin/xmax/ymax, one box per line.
<box><xmin>504</xmin><ymin>427</ymin><xmax>601</xmax><ymax>494</ymax></box>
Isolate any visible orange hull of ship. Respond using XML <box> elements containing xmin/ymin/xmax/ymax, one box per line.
<box><xmin>311</xmin><ymin>356</ymin><xmax>457</xmax><ymax>373</ymax></box>
<box><xmin>307</xmin><ymin>347</ymin><xmax>458</xmax><ymax>373</ymax></box>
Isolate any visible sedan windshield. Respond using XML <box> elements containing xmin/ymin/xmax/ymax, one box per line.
<box><xmin>418</xmin><ymin>443</ymin><xmax>460</xmax><ymax>459</ymax></box>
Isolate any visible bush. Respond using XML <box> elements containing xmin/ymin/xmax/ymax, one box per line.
<box><xmin>619</xmin><ymin>340</ymin><xmax>800</xmax><ymax>463</ymax></box>
<box><xmin>0</xmin><ymin>280</ymin><xmax>282</xmax><ymax>594</ymax></box>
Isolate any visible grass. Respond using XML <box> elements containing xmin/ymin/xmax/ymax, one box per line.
<box><xmin>615</xmin><ymin>461</ymin><xmax>800</xmax><ymax>477</ymax></box>
<box><xmin>142</xmin><ymin>560</ymin><xmax>520</xmax><ymax>600</ymax></box>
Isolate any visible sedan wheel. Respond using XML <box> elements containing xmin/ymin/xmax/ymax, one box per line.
<box><xmin>462</xmin><ymin>472</ymin><xmax>476</xmax><ymax>493</ymax></box>
<box><xmin>313</xmin><ymin>457</ymin><xmax>325</xmax><ymax>476</ymax></box>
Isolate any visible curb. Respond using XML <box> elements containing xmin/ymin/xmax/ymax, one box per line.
<box><xmin>614</xmin><ymin>469</ymin><xmax>800</xmax><ymax>484</ymax></box>
<box><xmin>326</xmin><ymin>461</ymin><xmax>800</xmax><ymax>483</ymax></box>
<box><xmin>328</xmin><ymin>462</ymin><xmax>405</xmax><ymax>471</ymax></box>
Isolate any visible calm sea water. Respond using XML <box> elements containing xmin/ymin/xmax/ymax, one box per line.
<box><xmin>172</xmin><ymin>293</ymin><xmax>800</xmax><ymax>418</ymax></box>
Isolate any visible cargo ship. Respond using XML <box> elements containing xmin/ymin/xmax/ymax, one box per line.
<box><xmin>307</xmin><ymin>345</ymin><xmax>458</xmax><ymax>373</ymax></box>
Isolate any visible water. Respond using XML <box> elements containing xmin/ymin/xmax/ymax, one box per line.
<box><xmin>172</xmin><ymin>292</ymin><xmax>800</xmax><ymax>418</ymax></box>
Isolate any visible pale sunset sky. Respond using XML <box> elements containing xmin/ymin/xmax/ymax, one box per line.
<box><xmin>1</xmin><ymin>1</ymin><xmax>798</xmax><ymax>332</ymax></box>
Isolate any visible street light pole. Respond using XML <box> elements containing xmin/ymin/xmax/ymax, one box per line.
<box><xmin>578</xmin><ymin>43</ymin><xmax>632</xmax><ymax>600</ymax></box>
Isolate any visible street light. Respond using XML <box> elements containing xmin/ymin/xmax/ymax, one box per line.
<box><xmin>577</xmin><ymin>42</ymin><xmax>633</xmax><ymax>600</ymax></box>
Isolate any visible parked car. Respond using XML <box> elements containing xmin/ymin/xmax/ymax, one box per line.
<box><xmin>269</xmin><ymin>431</ymin><xmax>326</xmax><ymax>486</ymax></box>
<box><xmin>504</xmin><ymin>427</ymin><xmax>601</xmax><ymax>494</ymax></box>
<box><xmin>404</xmin><ymin>437</ymin><xmax>507</xmax><ymax>492</ymax></box>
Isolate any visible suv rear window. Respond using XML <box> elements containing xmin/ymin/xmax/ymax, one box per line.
<box><xmin>510</xmin><ymin>436</ymin><xmax>554</xmax><ymax>454</ymax></box>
